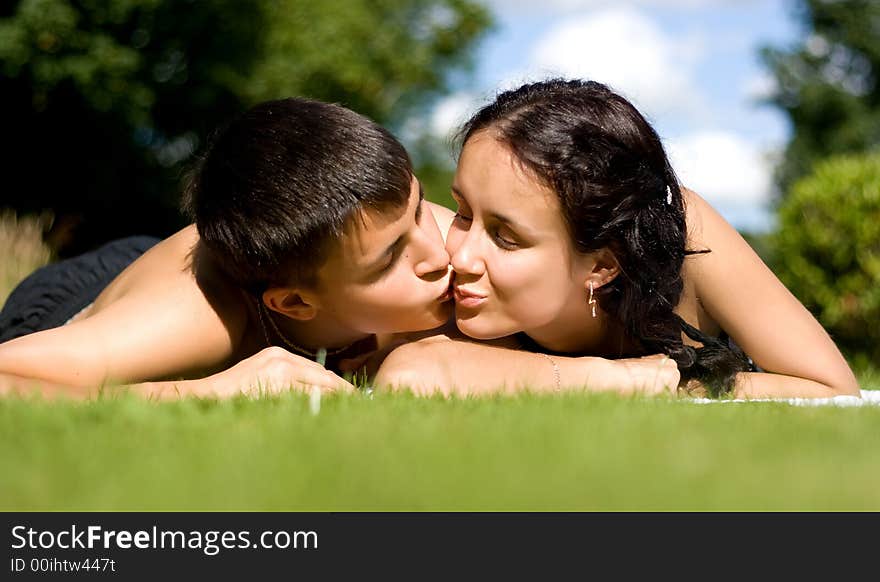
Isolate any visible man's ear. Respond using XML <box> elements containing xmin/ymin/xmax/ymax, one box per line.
<box><xmin>584</xmin><ymin>248</ymin><xmax>620</xmax><ymax>292</ymax></box>
<box><xmin>262</xmin><ymin>287</ymin><xmax>320</xmax><ymax>321</ymax></box>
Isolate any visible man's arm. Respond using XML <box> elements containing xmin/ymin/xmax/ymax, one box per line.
<box><xmin>0</xmin><ymin>264</ymin><xmax>243</xmax><ymax>389</ymax></box>
<box><xmin>0</xmin><ymin>227</ymin><xmax>248</xmax><ymax>391</ymax></box>
<box><xmin>0</xmin><ymin>346</ymin><xmax>353</xmax><ymax>400</ymax></box>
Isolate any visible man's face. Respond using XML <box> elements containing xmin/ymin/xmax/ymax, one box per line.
<box><xmin>314</xmin><ymin>176</ymin><xmax>453</xmax><ymax>335</ymax></box>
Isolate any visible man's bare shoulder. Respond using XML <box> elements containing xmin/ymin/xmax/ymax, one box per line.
<box><xmin>92</xmin><ymin>225</ymin><xmax>199</xmax><ymax>308</ymax></box>
<box><xmin>427</xmin><ymin>201</ymin><xmax>455</xmax><ymax>241</ymax></box>
<box><xmin>91</xmin><ymin>226</ymin><xmax>250</xmax><ymax>353</ymax></box>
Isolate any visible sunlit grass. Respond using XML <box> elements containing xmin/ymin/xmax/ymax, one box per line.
<box><xmin>1</xmin><ymin>389</ymin><xmax>879</xmax><ymax>511</ymax></box>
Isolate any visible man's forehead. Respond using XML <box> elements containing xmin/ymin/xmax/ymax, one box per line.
<box><xmin>325</xmin><ymin>180</ymin><xmax>418</xmax><ymax>271</ymax></box>
<box><xmin>341</xmin><ymin>209</ymin><xmax>400</xmax><ymax>264</ymax></box>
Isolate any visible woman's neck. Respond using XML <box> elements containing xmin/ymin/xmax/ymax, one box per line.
<box><xmin>525</xmin><ymin>310</ymin><xmax>630</xmax><ymax>357</ymax></box>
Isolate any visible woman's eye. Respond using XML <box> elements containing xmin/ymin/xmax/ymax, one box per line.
<box><xmin>453</xmin><ymin>212</ymin><xmax>472</xmax><ymax>223</ymax></box>
<box><xmin>493</xmin><ymin>230</ymin><xmax>519</xmax><ymax>250</ymax></box>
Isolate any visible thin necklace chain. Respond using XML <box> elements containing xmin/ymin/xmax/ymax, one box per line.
<box><xmin>254</xmin><ymin>298</ymin><xmax>354</xmax><ymax>359</ymax></box>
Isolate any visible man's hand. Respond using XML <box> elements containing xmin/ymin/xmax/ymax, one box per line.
<box><xmin>193</xmin><ymin>346</ymin><xmax>355</xmax><ymax>398</ymax></box>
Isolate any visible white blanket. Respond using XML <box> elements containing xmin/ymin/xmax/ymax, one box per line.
<box><xmin>691</xmin><ymin>389</ymin><xmax>880</xmax><ymax>407</ymax></box>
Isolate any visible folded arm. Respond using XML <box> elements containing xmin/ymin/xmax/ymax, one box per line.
<box><xmin>682</xmin><ymin>189</ymin><xmax>859</xmax><ymax>398</ymax></box>
<box><xmin>0</xmin><ymin>227</ymin><xmax>357</xmax><ymax>400</ymax></box>
<box><xmin>373</xmin><ymin>333</ymin><xmax>681</xmax><ymax>397</ymax></box>
<box><xmin>0</xmin><ymin>260</ymin><xmax>243</xmax><ymax>390</ymax></box>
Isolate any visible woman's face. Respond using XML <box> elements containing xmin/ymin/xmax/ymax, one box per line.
<box><xmin>315</xmin><ymin>176</ymin><xmax>454</xmax><ymax>334</ymax></box>
<box><xmin>446</xmin><ymin>131</ymin><xmax>596</xmax><ymax>342</ymax></box>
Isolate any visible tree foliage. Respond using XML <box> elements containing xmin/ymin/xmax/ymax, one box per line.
<box><xmin>0</xmin><ymin>0</ymin><xmax>491</xmax><ymax>254</ymax></box>
<box><xmin>771</xmin><ymin>152</ymin><xmax>880</xmax><ymax>363</ymax></box>
<box><xmin>762</xmin><ymin>0</ymin><xmax>880</xmax><ymax>193</ymax></box>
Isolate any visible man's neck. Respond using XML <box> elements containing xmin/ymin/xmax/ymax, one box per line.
<box><xmin>262</xmin><ymin>306</ymin><xmax>371</xmax><ymax>359</ymax></box>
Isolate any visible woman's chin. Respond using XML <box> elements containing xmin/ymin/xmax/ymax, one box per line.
<box><xmin>454</xmin><ymin>315</ymin><xmax>509</xmax><ymax>341</ymax></box>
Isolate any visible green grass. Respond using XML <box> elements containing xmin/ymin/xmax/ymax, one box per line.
<box><xmin>2</xmin><ymin>390</ymin><xmax>880</xmax><ymax>511</ymax></box>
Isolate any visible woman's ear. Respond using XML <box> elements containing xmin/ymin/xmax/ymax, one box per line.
<box><xmin>262</xmin><ymin>287</ymin><xmax>320</xmax><ymax>321</ymax></box>
<box><xmin>584</xmin><ymin>248</ymin><xmax>620</xmax><ymax>292</ymax></box>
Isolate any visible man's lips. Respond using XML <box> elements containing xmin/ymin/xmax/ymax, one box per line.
<box><xmin>434</xmin><ymin>272</ymin><xmax>457</xmax><ymax>302</ymax></box>
<box><xmin>453</xmin><ymin>285</ymin><xmax>488</xmax><ymax>308</ymax></box>
<box><xmin>437</xmin><ymin>283</ymin><xmax>453</xmax><ymax>302</ymax></box>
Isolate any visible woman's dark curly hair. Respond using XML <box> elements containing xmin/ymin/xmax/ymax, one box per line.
<box><xmin>458</xmin><ymin>79</ymin><xmax>750</xmax><ymax>396</ymax></box>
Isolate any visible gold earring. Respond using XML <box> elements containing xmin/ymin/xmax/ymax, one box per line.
<box><xmin>588</xmin><ymin>281</ymin><xmax>597</xmax><ymax>318</ymax></box>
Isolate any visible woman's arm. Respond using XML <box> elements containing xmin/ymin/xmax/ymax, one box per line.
<box><xmin>373</xmin><ymin>333</ymin><xmax>681</xmax><ymax>396</ymax></box>
<box><xmin>682</xmin><ymin>188</ymin><xmax>859</xmax><ymax>398</ymax></box>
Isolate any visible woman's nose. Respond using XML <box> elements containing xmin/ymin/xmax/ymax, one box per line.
<box><xmin>448</xmin><ymin>228</ymin><xmax>485</xmax><ymax>277</ymax></box>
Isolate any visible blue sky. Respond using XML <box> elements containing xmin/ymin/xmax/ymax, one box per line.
<box><xmin>428</xmin><ymin>0</ymin><xmax>804</xmax><ymax>232</ymax></box>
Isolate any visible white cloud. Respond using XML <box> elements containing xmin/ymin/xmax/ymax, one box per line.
<box><xmin>743</xmin><ymin>72</ymin><xmax>778</xmax><ymax>101</ymax></box>
<box><xmin>430</xmin><ymin>92</ymin><xmax>484</xmax><ymax>138</ymax></box>
<box><xmin>522</xmin><ymin>6</ymin><xmax>705</xmax><ymax>120</ymax></box>
<box><xmin>666</xmin><ymin>130</ymin><xmax>773</xmax><ymax>208</ymax></box>
<box><xmin>666</xmin><ymin>131</ymin><xmax>778</xmax><ymax>231</ymax></box>
<box><xmin>481</xmin><ymin>0</ymin><xmax>750</xmax><ymax>16</ymax></box>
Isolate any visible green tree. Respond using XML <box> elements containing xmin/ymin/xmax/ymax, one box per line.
<box><xmin>771</xmin><ymin>152</ymin><xmax>880</xmax><ymax>364</ymax></box>
<box><xmin>0</xmin><ymin>0</ymin><xmax>491</xmax><ymax>255</ymax></box>
<box><xmin>761</xmin><ymin>0</ymin><xmax>880</xmax><ymax>193</ymax></box>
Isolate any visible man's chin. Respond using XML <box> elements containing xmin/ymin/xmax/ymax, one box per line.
<box><xmin>392</xmin><ymin>306</ymin><xmax>452</xmax><ymax>333</ymax></box>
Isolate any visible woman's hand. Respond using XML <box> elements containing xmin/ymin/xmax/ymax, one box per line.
<box><xmin>563</xmin><ymin>353</ymin><xmax>681</xmax><ymax>395</ymax></box>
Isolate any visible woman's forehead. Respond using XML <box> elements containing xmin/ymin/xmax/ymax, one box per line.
<box><xmin>458</xmin><ymin>134</ymin><xmax>559</xmax><ymax>212</ymax></box>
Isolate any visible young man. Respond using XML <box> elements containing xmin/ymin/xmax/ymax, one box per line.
<box><xmin>0</xmin><ymin>98</ymin><xmax>456</xmax><ymax>399</ymax></box>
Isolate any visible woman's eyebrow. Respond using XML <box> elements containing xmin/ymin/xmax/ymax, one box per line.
<box><xmin>452</xmin><ymin>185</ymin><xmax>516</xmax><ymax>225</ymax></box>
<box><xmin>489</xmin><ymin>212</ymin><xmax>518</xmax><ymax>228</ymax></box>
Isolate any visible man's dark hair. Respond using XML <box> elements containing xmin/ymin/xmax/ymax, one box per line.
<box><xmin>182</xmin><ymin>97</ymin><xmax>413</xmax><ymax>293</ymax></box>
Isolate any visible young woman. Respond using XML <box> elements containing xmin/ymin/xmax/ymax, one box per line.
<box><xmin>375</xmin><ymin>79</ymin><xmax>859</xmax><ymax>399</ymax></box>
<box><xmin>0</xmin><ymin>97</ymin><xmax>457</xmax><ymax>399</ymax></box>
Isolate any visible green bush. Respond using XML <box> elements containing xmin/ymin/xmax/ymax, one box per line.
<box><xmin>772</xmin><ymin>151</ymin><xmax>880</xmax><ymax>363</ymax></box>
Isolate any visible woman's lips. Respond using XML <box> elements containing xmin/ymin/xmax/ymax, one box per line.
<box><xmin>453</xmin><ymin>286</ymin><xmax>487</xmax><ymax>308</ymax></box>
